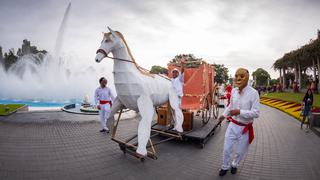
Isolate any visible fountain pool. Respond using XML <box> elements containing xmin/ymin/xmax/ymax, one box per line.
<box><xmin>0</xmin><ymin>99</ymin><xmax>78</xmax><ymax>111</ymax></box>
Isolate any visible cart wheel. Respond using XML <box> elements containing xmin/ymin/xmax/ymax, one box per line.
<box><xmin>200</xmin><ymin>143</ymin><xmax>205</xmax><ymax>149</ymax></box>
<box><xmin>212</xmin><ymin>103</ymin><xmax>219</xmax><ymax>119</ymax></box>
<box><xmin>140</xmin><ymin>158</ymin><xmax>145</xmax><ymax>162</ymax></box>
<box><xmin>212</xmin><ymin>89</ymin><xmax>220</xmax><ymax>119</ymax></box>
<box><xmin>119</xmin><ymin>144</ymin><xmax>126</xmax><ymax>153</ymax></box>
<box><xmin>202</xmin><ymin>96</ymin><xmax>211</xmax><ymax>125</ymax></box>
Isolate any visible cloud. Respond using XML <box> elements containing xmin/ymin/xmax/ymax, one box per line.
<box><xmin>1</xmin><ymin>0</ymin><xmax>320</xmax><ymax>80</ymax></box>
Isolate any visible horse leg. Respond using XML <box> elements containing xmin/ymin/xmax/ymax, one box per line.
<box><xmin>136</xmin><ymin>95</ymin><xmax>154</xmax><ymax>156</ymax></box>
<box><xmin>107</xmin><ymin>97</ymin><xmax>124</xmax><ymax>134</ymax></box>
<box><xmin>169</xmin><ymin>89</ymin><xmax>184</xmax><ymax>132</ymax></box>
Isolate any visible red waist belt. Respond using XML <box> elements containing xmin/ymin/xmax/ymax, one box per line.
<box><xmin>230</xmin><ymin>118</ymin><xmax>254</xmax><ymax>144</ymax></box>
<box><xmin>99</xmin><ymin>100</ymin><xmax>112</xmax><ymax>106</ymax></box>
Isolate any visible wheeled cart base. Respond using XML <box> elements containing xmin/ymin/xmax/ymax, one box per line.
<box><xmin>152</xmin><ymin>115</ymin><xmax>222</xmax><ymax>149</ymax></box>
<box><xmin>111</xmin><ymin>109</ymin><xmax>222</xmax><ymax>161</ymax></box>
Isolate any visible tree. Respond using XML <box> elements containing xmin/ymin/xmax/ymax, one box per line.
<box><xmin>1</xmin><ymin>39</ymin><xmax>48</xmax><ymax>71</ymax></box>
<box><xmin>150</xmin><ymin>65</ymin><xmax>168</xmax><ymax>75</ymax></box>
<box><xmin>170</xmin><ymin>54</ymin><xmax>201</xmax><ymax>63</ymax></box>
<box><xmin>284</xmin><ymin>71</ymin><xmax>295</xmax><ymax>88</ymax></box>
<box><xmin>170</xmin><ymin>54</ymin><xmax>202</xmax><ymax>68</ymax></box>
<box><xmin>212</xmin><ymin>64</ymin><xmax>229</xmax><ymax>84</ymax></box>
<box><xmin>3</xmin><ymin>49</ymin><xmax>18</xmax><ymax>70</ymax></box>
<box><xmin>252</xmin><ymin>68</ymin><xmax>271</xmax><ymax>86</ymax></box>
<box><xmin>269</xmin><ymin>79</ymin><xmax>279</xmax><ymax>86</ymax></box>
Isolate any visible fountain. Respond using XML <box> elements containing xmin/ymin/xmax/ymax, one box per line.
<box><xmin>0</xmin><ymin>2</ymin><xmax>113</xmax><ymax>112</ymax></box>
<box><xmin>54</xmin><ymin>2</ymin><xmax>71</xmax><ymax>57</ymax></box>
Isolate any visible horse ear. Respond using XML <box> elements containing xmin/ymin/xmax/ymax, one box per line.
<box><xmin>108</xmin><ymin>27</ymin><xmax>118</xmax><ymax>38</ymax></box>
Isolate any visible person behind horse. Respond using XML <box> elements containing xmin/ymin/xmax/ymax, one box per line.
<box><xmin>301</xmin><ymin>88</ymin><xmax>313</xmax><ymax>132</ymax></box>
<box><xmin>225</xmin><ymin>83</ymin><xmax>233</xmax><ymax>122</ymax></box>
<box><xmin>171</xmin><ymin>60</ymin><xmax>185</xmax><ymax>109</ymax></box>
<box><xmin>94</xmin><ymin>77</ymin><xmax>115</xmax><ymax>133</ymax></box>
<box><xmin>218</xmin><ymin>68</ymin><xmax>260</xmax><ymax>176</ymax></box>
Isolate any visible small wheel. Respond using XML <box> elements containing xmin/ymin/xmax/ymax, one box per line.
<box><xmin>212</xmin><ymin>90</ymin><xmax>220</xmax><ymax>119</ymax></box>
<box><xmin>200</xmin><ymin>143</ymin><xmax>205</xmax><ymax>149</ymax></box>
<box><xmin>140</xmin><ymin>158</ymin><xmax>145</xmax><ymax>162</ymax></box>
<box><xmin>202</xmin><ymin>95</ymin><xmax>211</xmax><ymax>125</ymax></box>
<box><xmin>212</xmin><ymin>103</ymin><xmax>219</xmax><ymax>119</ymax></box>
<box><xmin>119</xmin><ymin>144</ymin><xmax>126</xmax><ymax>152</ymax></box>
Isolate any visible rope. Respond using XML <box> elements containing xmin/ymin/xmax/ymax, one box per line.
<box><xmin>106</xmin><ymin>55</ymin><xmax>155</xmax><ymax>78</ymax></box>
<box><xmin>102</xmin><ymin>32</ymin><xmax>171</xmax><ymax>81</ymax></box>
<box><xmin>105</xmin><ymin>55</ymin><xmax>171</xmax><ymax>81</ymax></box>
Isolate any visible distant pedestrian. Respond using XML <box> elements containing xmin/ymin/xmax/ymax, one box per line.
<box><xmin>225</xmin><ymin>84</ymin><xmax>232</xmax><ymax>122</ymax></box>
<box><xmin>225</xmin><ymin>84</ymin><xmax>232</xmax><ymax>106</ymax></box>
<box><xmin>301</xmin><ymin>89</ymin><xmax>313</xmax><ymax>132</ymax></box>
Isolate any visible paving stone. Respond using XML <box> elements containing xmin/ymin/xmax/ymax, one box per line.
<box><xmin>0</xmin><ymin>105</ymin><xmax>320</xmax><ymax>180</ymax></box>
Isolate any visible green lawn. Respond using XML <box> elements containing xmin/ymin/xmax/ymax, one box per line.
<box><xmin>0</xmin><ymin>104</ymin><xmax>25</xmax><ymax>116</ymax></box>
<box><xmin>262</xmin><ymin>92</ymin><xmax>320</xmax><ymax>108</ymax></box>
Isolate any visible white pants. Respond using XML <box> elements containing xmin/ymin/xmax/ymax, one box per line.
<box><xmin>222</xmin><ymin>122</ymin><xmax>249</xmax><ymax>170</ymax></box>
<box><xmin>171</xmin><ymin>96</ymin><xmax>183</xmax><ymax>132</ymax></box>
<box><xmin>99</xmin><ymin>104</ymin><xmax>111</xmax><ymax>130</ymax></box>
<box><xmin>178</xmin><ymin>96</ymin><xmax>182</xmax><ymax>109</ymax></box>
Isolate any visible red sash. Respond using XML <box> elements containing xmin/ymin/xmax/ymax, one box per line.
<box><xmin>99</xmin><ymin>100</ymin><xmax>112</xmax><ymax>107</ymax></box>
<box><xmin>230</xmin><ymin>118</ymin><xmax>254</xmax><ymax>144</ymax></box>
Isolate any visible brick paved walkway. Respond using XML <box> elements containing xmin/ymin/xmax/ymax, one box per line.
<box><xmin>0</xmin><ymin>105</ymin><xmax>319</xmax><ymax>180</ymax></box>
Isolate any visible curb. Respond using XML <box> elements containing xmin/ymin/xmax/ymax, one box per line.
<box><xmin>260</xmin><ymin>97</ymin><xmax>302</xmax><ymax>121</ymax></box>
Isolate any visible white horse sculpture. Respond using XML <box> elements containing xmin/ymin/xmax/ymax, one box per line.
<box><xmin>95</xmin><ymin>27</ymin><xmax>184</xmax><ymax>156</ymax></box>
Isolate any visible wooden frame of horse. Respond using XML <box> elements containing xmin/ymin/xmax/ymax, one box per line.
<box><xmin>111</xmin><ymin>109</ymin><xmax>184</xmax><ymax>161</ymax></box>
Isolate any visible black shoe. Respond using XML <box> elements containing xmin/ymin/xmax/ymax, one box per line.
<box><xmin>219</xmin><ymin>169</ymin><xmax>228</xmax><ymax>176</ymax></box>
<box><xmin>99</xmin><ymin>129</ymin><xmax>107</xmax><ymax>133</ymax></box>
<box><xmin>231</xmin><ymin>167</ymin><xmax>237</xmax><ymax>174</ymax></box>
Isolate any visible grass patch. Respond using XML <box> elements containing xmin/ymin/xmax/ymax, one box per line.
<box><xmin>0</xmin><ymin>104</ymin><xmax>25</xmax><ymax>116</ymax></box>
<box><xmin>262</xmin><ymin>92</ymin><xmax>320</xmax><ymax>108</ymax></box>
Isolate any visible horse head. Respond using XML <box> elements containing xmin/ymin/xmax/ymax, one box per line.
<box><xmin>95</xmin><ymin>27</ymin><xmax>125</xmax><ymax>63</ymax></box>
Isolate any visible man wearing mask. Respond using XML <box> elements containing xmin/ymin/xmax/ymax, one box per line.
<box><xmin>218</xmin><ymin>68</ymin><xmax>260</xmax><ymax>176</ymax></box>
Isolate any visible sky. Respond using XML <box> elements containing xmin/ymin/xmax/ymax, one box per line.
<box><xmin>1</xmin><ymin>0</ymin><xmax>320</xmax><ymax>79</ymax></box>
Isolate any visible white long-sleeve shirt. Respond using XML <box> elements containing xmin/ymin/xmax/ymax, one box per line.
<box><xmin>171</xmin><ymin>73</ymin><xmax>184</xmax><ymax>97</ymax></box>
<box><xmin>223</xmin><ymin>85</ymin><xmax>260</xmax><ymax>124</ymax></box>
<box><xmin>94</xmin><ymin>86</ymin><xmax>115</xmax><ymax>105</ymax></box>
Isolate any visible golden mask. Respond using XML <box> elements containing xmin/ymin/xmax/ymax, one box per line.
<box><xmin>234</xmin><ymin>68</ymin><xmax>249</xmax><ymax>90</ymax></box>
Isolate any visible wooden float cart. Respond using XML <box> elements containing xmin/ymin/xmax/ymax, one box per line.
<box><xmin>110</xmin><ymin>61</ymin><xmax>222</xmax><ymax>161</ymax></box>
<box><xmin>152</xmin><ymin>61</ymin><xmax>222</xmax><ymax>148</ymax></box>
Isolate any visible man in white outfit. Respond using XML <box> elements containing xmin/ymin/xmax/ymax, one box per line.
<box><xmin>94</xmin><ymin>77</ymin><xmax>115</xmax><ymax>133</ymax></box>
<box><xmin>171</xmin><ymin>60</ymin><xmax>185</xmax><ymax>132</ymax></box>
<box><xmin>218</xmin><ymin>68</ymin><xmax>260</xmax><ymax>176</ymax></box>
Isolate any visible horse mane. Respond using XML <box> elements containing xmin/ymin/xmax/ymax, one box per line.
<box><xmin>104</xmin><ymin>32</ymin><xmax>154</xmax><ymax>78</ymax></box>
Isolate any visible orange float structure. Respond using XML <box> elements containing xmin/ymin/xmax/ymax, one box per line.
<box><xmin>151</xmin><ymin>60</ymin><xmax>222</xmax><ymax>149</ymax></box>
<box><xmin>167</xmin><ymin>61</ymin><xmax>220</xmax><ymax>123</ymax></box>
